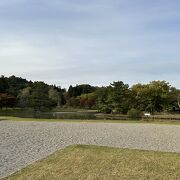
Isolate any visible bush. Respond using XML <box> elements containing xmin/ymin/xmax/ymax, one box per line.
<box><xmin>127</xmin><ymin>108</ymin><xmax>142</xmax><ymax>119</ymax></box>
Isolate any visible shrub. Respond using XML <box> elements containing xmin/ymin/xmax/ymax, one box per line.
<box><xmin>127</xmin><ymin>108</ymin><xmax>142</xmax><ymax>119</ymax></box>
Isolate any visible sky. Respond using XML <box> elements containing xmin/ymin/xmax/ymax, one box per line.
<box><xmin>0</xmin><ymin>0</ymin><xmax>180</xmax><ymax>88</ymax></box>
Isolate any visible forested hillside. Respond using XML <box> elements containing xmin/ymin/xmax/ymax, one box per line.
<box><xmin>0</xmin><ymin>75</ymin><xmax>179</xmax><ymax>114</ymax></box>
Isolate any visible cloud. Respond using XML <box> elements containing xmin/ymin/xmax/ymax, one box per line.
<box><xmin>0</xmin><ymin>0</ymin><xmax>180</xmax><ymax>88</ymax></box>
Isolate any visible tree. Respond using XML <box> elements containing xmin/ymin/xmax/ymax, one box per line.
<box><xmin>0</xmin><ymin>93</ymin><xmax>8</xmax><ymax>109</ymax></box>
<box><xmin>67</xmin><ymin>84</ymin><xmax>97</xmax><ymax>97</ymax></box>
<box><xmin>0</xmin><ymin>76</ymin><xmax>9</xmax><ymax>93</ymax></box>
<box><xmin>0</xmin><ymin>93</ymin><xmax>16</xmax><ymax>109</ymax></box>
<box><xmin>131</xmin><ymin>81</ymin><xmax>171</xmax><ymax>114</ymax></box>
<box><xmin>29</xmin><ymin>82</ymin><xmax>52</xmax><ymax>110</ymax></box>
<box><xmin>67</xmin><ymin>85</ymin><xmax>74</xmax><ymax>97</ymax></box>
<box><xmin>95</xmin><ymin>87</ymin><xmax>112</xmax><ymax>113</ymax></box>
<box><xmin>66</xmin><ymin>97</ymin><xmax>80</xmax><ymax>107</ymax></box>
<box><xmin>48</xmin><ymin>88</ymin><xmax>59</xmax><ymax>104</ymax></box>
<box><xmin>167</xmin><ymin>87</ymin><xmax>180</xmax><ymax>111</ymax></box>
<box><xmin>7</xmin><ymin>75</ymin><xmax>28</xmax><ymax>96</ymax></box>
<box><xmin>79</xmin><ymin>93</ymin><xmax>96</xmax><ymax>109</ymax></box>
<box><xmin>108</xmin><ymin>81</ymin><xmax>130</xmax><ymax>114</ymax></box>
<box><xmin>18</xmin><ymin>87</ymin><xmax>31</xmax><ymax>107</ymax></box>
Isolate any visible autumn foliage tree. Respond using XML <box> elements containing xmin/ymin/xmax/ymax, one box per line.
<box><xmin>0</xmin><ymin>93</ymin><xmax>16</xmax><ymax>109</ymax></box>
<box><xmin>0</xmin><ymin>75</ymin><xmax>180</xmax><ymax>114</ymax></box>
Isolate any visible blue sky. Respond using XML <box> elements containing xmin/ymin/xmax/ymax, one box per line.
<box><xmin>0</xmin><ymin>0</ymin><xmax>180</xmax><ymax>88</ymax></box>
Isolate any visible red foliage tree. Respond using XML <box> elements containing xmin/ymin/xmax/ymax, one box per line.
<box><xmin>0</xmin><ymin>93</ymin><xmax>16</xmax><ymax>109</ymax></box>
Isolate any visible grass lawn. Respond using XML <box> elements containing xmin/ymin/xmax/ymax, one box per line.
<box><xmin>1</xmin><ymin>116</ymin><xmax>180</xmax><ymax>125</ymax></box>
<box><xmin>4</xmin><ymin>145</ymin><xmax>180</xmax><ymax>180</ymax></box>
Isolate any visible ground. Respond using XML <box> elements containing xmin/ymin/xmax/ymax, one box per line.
<box><xmin>0</xmin><ymin>120</ymin><xmax>180</xmax><ymax>178</ymax></box>
<box><xmin>4</xmin><ymin>145</ymin><xmax>180</xmax><ymax>180</ymax></box>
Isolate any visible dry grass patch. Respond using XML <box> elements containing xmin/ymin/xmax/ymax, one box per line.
<box><xmin>4</xmin><ymin>145</ymin><xmax>180</xmax><ymax>180</ymax></box>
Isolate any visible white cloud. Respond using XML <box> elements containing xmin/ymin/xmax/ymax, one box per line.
<box><xmin>0</xmin><ymin>0</ymin><xmax>179</xmax><ymax>88</ymax></box>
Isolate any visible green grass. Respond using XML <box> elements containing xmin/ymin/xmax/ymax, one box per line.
<box><xmin>4</xmin><ymin>145</ymin><xmax>180</xmax><ymax>180</ymax></box>
<box><xmin>1</xmin><ymin>116</ymin><xmax>180</xmax><ymax>125</ymax></box>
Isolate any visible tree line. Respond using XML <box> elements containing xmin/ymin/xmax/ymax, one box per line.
<box><xmin>0</xmin><ymin>75</ymin><xmax>180</xmax><ymax>114</ymax></box>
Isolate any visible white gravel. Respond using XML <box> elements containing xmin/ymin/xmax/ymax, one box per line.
<box><xmin>0</xmin><ymin>121</ymin><xmax>180</xmax><ymax>178</ymax></box>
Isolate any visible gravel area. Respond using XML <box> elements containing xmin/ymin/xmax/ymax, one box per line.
<box><xmin>0</xmin><ymin>121</ymin><xmax>180</xmax><ymax>178</ymax></box>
